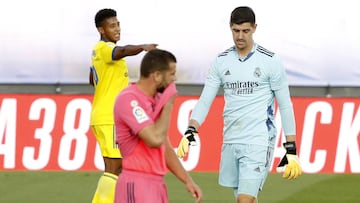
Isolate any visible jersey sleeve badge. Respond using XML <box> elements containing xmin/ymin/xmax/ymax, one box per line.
<box><xmin>131</xmin><ymin>100</ymin><xmax>149</xmax><ymax>123</ymax></box>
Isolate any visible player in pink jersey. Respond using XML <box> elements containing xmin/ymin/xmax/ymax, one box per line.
<box><xmin>113</xmin><ymin>49</ymin><xmax>202</xmax><ymax>203</ymax></box>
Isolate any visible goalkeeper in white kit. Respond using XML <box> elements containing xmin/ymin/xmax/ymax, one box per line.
<box><xmin>176</xmin><ymin>6</ymin><xmax>302</xmax><ymax>203</ymax></box>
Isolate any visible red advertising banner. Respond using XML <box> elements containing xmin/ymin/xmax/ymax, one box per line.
<box><xmin>0</xmin><ymin>94</ymin><xmax>359</xmax><ymax>173</ymax></box>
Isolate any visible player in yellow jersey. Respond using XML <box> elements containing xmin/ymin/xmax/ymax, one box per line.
<box><xmin>89</xmin><ymin>8</ymin><xmax>157</xmax><ymax>203</ymax></box>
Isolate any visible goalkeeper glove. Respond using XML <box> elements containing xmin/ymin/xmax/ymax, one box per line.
<box><xmin>177</xmin><ymin>126</ymin><xmax>198</xmax><ymax>158</ymax></box>
<box><xmin>276</xmin><ymin>141</ymin><xmax>302</xmax><ymax>180</ymax></box>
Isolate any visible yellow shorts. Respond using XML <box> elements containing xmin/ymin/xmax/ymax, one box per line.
<box><xmin>91</xmin><ymin>125</ymin><xmax>122</xmax><ymax>158</ymax></box>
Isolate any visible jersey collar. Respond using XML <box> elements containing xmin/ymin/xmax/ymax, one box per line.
<box><xmin>238</xmin><ymin>43</ymin><xmax>257</xmax><ymax>62</ymax></box>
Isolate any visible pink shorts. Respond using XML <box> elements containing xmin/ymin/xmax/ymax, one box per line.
<box><xmin>114</xmin><ymin>169</ymin><xmax>168</xmax><ymax>203</ymax></box>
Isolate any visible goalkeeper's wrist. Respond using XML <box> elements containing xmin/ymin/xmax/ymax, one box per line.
<box><xmin>283</xmin><ymin>141</ymin><xmax>297</xmax><ymax>155</ymax></box>
<box><xmin>186</xmin><ymin>126</ymin><xmax>197</xmax><ymax>133</ymax></box>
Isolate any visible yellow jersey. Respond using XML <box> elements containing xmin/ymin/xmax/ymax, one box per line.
<box><xmin>90</xmin><ymin>40</ymin><xmax>129</xmax><ymax>125</ymax></box>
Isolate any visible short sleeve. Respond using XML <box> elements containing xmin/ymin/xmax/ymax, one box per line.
<box><xmin>114</xmin><ymin>93</ymin><xmax>154</xmax><ymax>135</ymax></box>
<box><xmin>100</xmin><ymin>42</ymin><xmax>116</xmax><ymax>63</ymax></box>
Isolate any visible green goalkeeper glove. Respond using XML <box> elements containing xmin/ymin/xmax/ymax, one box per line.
<box><xmin>276</xmin><ymin>141</ymin><xmax>302</xmax><ymax>180</ymax></box>
<box><xmin>177</xmin><ymin>126</ymin><xmax>198</xmax><ymax>158</ymax></box>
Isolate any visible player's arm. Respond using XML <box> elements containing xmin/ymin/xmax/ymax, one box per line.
<box><xmin>137</xmin><ymin>95</ymin><xmax>175</xmax><ymax>148</ymax></box>
<box><xmin>89</xmin><ymin>71</ymin><xmax>94</xmax><ymax>86</ymax></box>
<box><xmin>113</xmin><ymin>44</ymin><xmax>158</xmax><ymax>60</ymax></box>
<box><xmin>188</xmin><ymin>119</ymin><xmax>200</xmax><ymax>129</ymax></box>
<box><xmin>176</xmin><ymin>60</ymin><xmax>220</xmax><ymax>158</ymax></box>
<box><xmin>270</xmin><ymin>56</ymin><xmax>301</xmax><ymax>179</ymax></box>
<box><xmin>274</xmin><ymin>87</ymin><xmax>302</xmax><ymax>179</ymax></box>
<box><xmin>165</xmin><ymin>137</ymin><xmax>202</xmax><ymax>203</ymax></box>
<box><xmin>176</xmin><ymin>84</ymin><xmax>219</xmax><ymax>158</ymax></box>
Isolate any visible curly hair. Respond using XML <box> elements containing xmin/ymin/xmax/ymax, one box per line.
<box><xmin>95</xmin><ymin>8</ymin><xmax>117</xmax><ymax>28</ymax></box>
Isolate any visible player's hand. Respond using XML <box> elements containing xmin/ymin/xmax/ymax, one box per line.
<box><xmin>142</xmin><ymin>44</ymin><xmax>158</xmax><ymax>51</ymax></box>
<box><xmin>185</xmin><ymin>180</ymin><xmax>202</xmax><ymax>203</ymax></box>
<box><xmin>276</xmin><ymin>141</ymin><xmax>302</xmax><ymax>180</ymax></box>
<box><xmin>177</xmin><ymin>126</ymin><xmax>198</xmax><ymax>158</ymax></box>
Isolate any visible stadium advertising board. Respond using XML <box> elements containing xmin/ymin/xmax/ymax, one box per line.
<box><xmin>0</xmin><ymin>94</ymin><xmax>359</xmax><ymax>173</ymax></box>
<box><xmin>0</xmin><ymin>0</ymin><xmax>359</xmax><ymax>86</ymax></box>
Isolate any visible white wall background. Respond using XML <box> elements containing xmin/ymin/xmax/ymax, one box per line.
<box><xmin>0</xmin><ymin>0</ymin><xmax>359</xmax><ymax>86</ymax></box>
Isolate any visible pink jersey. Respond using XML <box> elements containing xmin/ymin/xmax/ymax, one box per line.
<box><xmin>115</xmin><ymin>169</ymin><xmax>168</xmax><ymax>203</ymax></box>
<box><xmin>114</xmin><ymin>83</ymin><xmax>177</xmax><ymax>176</ymax></box>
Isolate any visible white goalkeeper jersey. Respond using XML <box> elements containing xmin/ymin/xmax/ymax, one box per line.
<box><xmin>191</xmin><ymin>43</ymin><xmax>295</xmax><ymax>146</ymax></box>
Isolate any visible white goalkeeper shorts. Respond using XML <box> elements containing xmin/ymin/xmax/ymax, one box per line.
<box><xmin>218</xmin><ymin>143</ymin><xmax>274</xmax><ymax>198</ymax></box>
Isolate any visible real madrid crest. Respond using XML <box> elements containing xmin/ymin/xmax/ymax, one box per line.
<box><xmin>254</xmin><ymin>67</ymin><xmax>261</xmax><ymax>78</ymax></box>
